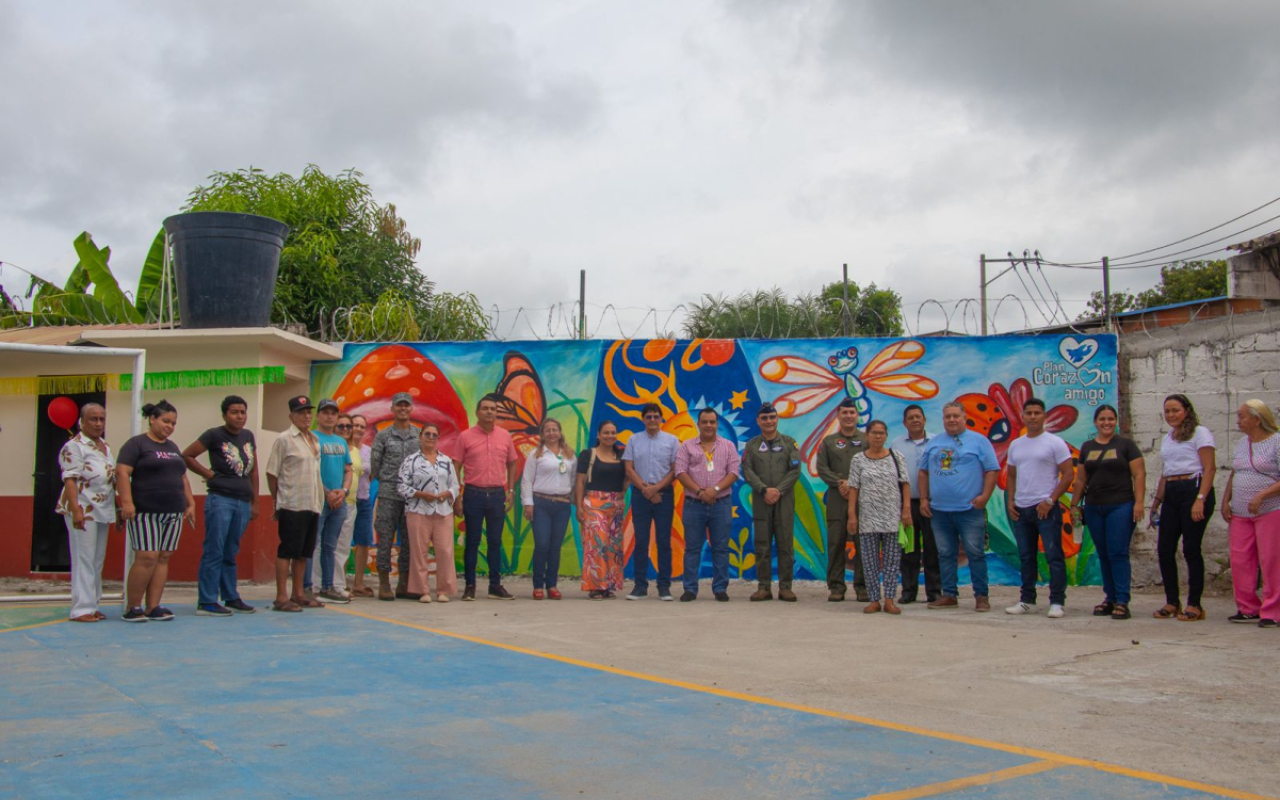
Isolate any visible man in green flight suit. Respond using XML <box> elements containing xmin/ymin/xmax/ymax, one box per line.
<box><xmin>817</xmin><ymin>397</ymin><xmax>870</xmax><ymax>602</ymax></box>
<box><xmin>743</xmin><ymin>402</ymin><xmax>802</xmax><ymax>602</ymax></box>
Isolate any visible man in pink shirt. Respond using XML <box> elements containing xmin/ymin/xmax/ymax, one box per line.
<box><xmin>450</xmin><ymin>394</ymin><xmax>519</xmax><ymax>600</ymax></box>
<box><xmin>675</xmin><ymin>408</ymin><xmax>741</xmax><ymax>602</ymax></box>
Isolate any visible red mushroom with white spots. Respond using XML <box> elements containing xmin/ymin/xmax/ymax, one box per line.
<box><xmin>332</xmin><ymin>344</ymin><xmax>469</xmax><ymax>454</ymax></box>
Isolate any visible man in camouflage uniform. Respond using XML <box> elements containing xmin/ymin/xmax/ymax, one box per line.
<box><xmin>368</xmin><ymin>393</ymin><xmax>421</xmax><ymax>600</ymax></box>
<box><xmin>816</xmin><ymin>397</ymin><xmax>870</xmax><ymax>602</ymax></box>
<box><xmin>742</xmin><ymin>402</ymin><xmax>802</xmax><ymax>602</ymax></box>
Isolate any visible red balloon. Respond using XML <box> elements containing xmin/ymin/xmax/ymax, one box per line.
<box><xmin>48</xmin><ymin>396</ymin><xmax>79</xmax><ymax>429</ymax></box>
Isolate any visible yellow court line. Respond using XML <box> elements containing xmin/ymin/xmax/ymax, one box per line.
<box><xmin>331</xmin><ymin>605</ymin><xmax>1275</xmax><ymax>800</ymax></box>
<box><xmin>0</xmin><ymin>618</ymin><xmax>69</xmax><ymax>634</ymax></box>
<box><xmin>853</xmin><ymin>760</ymin><xmax>1059</xmax><ymax>800</ymax></box>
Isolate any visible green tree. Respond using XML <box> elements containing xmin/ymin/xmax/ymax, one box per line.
<box><xmin>681</xmin><ymin>282</ymin><xmax>905</xmax><ymax>339</ymax></box>
<box><xmin>183</xmin><ymin>166</ymin><xmax>431</xmax><ymax>327</ymax></box>
<box><xmin>1078</xmin><ymin>260</ymin><xmax>1228</xmax><ymax>320</ymax></box>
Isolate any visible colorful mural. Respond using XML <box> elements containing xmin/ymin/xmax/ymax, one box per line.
<box><xmin>311</xmin><ymin>334</ymin><xmax>1119</xmax><ymax>586</ymax></box>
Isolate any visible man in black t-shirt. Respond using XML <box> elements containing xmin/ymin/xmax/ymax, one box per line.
<box><xmin>183</xmin><ymin>395</ymin><xmax>260</xmax><ymax>617</ymax></box>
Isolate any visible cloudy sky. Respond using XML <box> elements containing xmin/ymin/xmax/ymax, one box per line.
<box><xmin>3</xmin><ymin>0</ymin><xmax>1278</xmax><ymax>338</ymax></box>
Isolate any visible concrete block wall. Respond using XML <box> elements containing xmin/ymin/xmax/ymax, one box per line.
<box><xmin>1119</xmin><ymin>307</ymin><xmax>1280</xmax><ymax>592</ymax></box>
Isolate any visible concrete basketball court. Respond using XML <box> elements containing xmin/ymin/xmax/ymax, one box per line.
<box><xmin>2</xmin><ymin>579</ymin><xmax>1273</xmax><ymax>800</ymax></box>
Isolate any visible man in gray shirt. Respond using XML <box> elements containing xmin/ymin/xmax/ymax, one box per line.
<box><xmin>890</xmin><ymin>404</ymin><xmax>940</xmax><ymax>604</ymax></box>
<box><xmin>369</xmin><ymin>392</ymin><xmax>421</xmax><ymax>600</ymax></box>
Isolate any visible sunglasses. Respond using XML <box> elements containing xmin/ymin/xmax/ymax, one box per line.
<box><xmin>336</xmin><ymin>424</ymin><xmax>352</xmax><ymax>430</ymax></box>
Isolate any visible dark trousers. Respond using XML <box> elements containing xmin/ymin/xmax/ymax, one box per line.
<box><xmin>1158</xmin><ymin>480</ymin><xmax>1215</xmax><ymax>608</ymax></box>
<box><xmin>1012</xmin><ymin>503</ymin><xmax>1067</xmax><ymax>606</ymax></box>
<box><xmin>900</xmin><ymin>498</ymin><xmax>941</xmax><ymax>601</ymax></box>
<box><xmin>530</xmin><ymin>496</ymin><xmax>572</xmax><ymax>590</ymax></box>
<box><xmin>630</xmin><ymin>489</ymin><xmax>674</xmax><ymax>594</ymax></box>
<box><xmin>463</xmin><ymin>489</ymin><xmax>506</xmax><ymax>588</ymax></box>
<box><xmin>826</xmin><ymin>515</ymin><xmax>867</xmax><ymax>594</ymax></box>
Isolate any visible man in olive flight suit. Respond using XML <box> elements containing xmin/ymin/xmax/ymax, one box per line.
<box><xmin>816</xmin><ymin>397</ymin><xmax>870</xmax><ymax>602</ymax></box>
<box><xmin>742</xmin><ymin>402</ymin><xmax>802</xmax><ymax>602</ymax></box>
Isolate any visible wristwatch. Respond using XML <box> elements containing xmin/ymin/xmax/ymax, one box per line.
<box><xmin>1196</xmin><ymin>494</ymin><xmax>1205</xmax><ymax>500</ymax></box>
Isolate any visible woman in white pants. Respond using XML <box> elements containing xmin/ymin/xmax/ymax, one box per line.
<box><xmin>56</xmin><ymin>403</ymin><xmax>116</xmax><ymax>622</ymax></box>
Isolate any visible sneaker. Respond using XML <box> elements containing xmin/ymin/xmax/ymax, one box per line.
<box><xmin>1229</xmin><ymin>612</ymin><xmax>1261</xmax><ymax>624</ymax></box>
<box><xmin>488</xmin><ymin>585</ymin><xmax>514</xmax><ymax>601</ymax></box>
<box><xmin>658</xmin><ymin>592</ymin><xmax>675</xmax><ymax>602</ymax></box>
<box><xmin>319</xmin><ymin>589</ymin><xmax>352</xmax><ymax>604</ymax></box>
<box><xmin>147</xmin><ymin>606</ymin><xmax>175</xmax><ymax>621</ymax></box>
<box><xmin>1005</xmin><ymin>602</ymin><xmax>1038</xmax><ymax>615</ymax></box>
<box><xmin>462</xmin><ymin>586</ymin><xmax>476</xmax><ymax>601</ymax></box>
<box><xmin>1047</xmin><ymin>604</ymin><xmax>1066</xmax><ymax>619</ymax></box>
<box><xmin>680</xmin><ymin>591</ymin><xmax>697</xmax><ymax>602</ymax></box>
<box><xmin>195</xmin><ymin>603</ymin><xmax>233</xmax><ymax>617</ymax></box>
<box><xmin>122</xmin><ymin>607</ymin><xmax>149</xmax><ymax>623</ymax></box>
<box><xmin>625</xmin><ymin>589</ymin><xmax>647</xmax><ymax>601</ymax></box>
<box><xmin>225</xmin><ymin>599</ymin><xmax>256</xmax><ymax>614</ymax></box>
<box><xmin>714</xmin><ymin>592</ymin><xmax>730</xmax><ymax>602</ymax></box>
<box><xmin>1260</xmin><ymin>618</ymin><xmax>1278</xmax><ymax>628</ymax></box>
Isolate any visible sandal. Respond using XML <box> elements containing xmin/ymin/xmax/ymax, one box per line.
<box><xmin>1093</xmin><ymin>602</ymin><xmax>1115</xmax><ymax>617</ymax></box>
<box><xmin>272</xmin><ymin>600</ymin><xmax>303</xmax><ymax>613</ymax></box>
<box><xmin>292</xmin><ymin>597</ymin><xmax>325</xmax><ymax>609</ymax></box>
<box><xmin>1111</xmin><ymin>603</ymin><xmax>1131</xmax><ymax>620</ymax></box>
<box><xmin>1177</xmin><ymin>605</ymin><xmax>1206</xmax><ymax>622</ymax></box>
<box><xmin>1153</xmin><ymin>603</ymin><xmax>1181</xmax><ymax>619</ymax></box>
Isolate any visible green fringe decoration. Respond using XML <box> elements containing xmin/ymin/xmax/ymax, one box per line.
<box><xmin>0</xmin><ymin>374</ymin><xmax>120</xmax><ymax>396</ymax></box>
<box><xmin>119</xmin><ymin>366</ymin><xmax>286</xmax><ymax>391</ymax></box>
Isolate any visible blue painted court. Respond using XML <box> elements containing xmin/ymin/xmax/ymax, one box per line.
<box><xmin>0</xmin><ymin>606</ymin><xmax>1260</xmax><ymax>800</ymax></box>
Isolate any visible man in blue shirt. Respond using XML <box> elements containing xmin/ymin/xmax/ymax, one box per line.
<box><xmin>307</xmin><ymin>398</ymin><xmax>352</xmax><ymax>604</ymax></box>
<box><xmin>891</xmin><ymin>404</ymin><xmax>940</xmax><ymax>604</ymax></box>
<box><xmin>623</xmin><ymin>403</ymin><xmax>680</xmax><ymax>600</ymax></box>
<box><xmin>918</xmin><ymin>401</ymin><xmax>998</xmax><ymax>611</ymax></box>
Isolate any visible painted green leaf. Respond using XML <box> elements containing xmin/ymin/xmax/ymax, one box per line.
<box><xmin>135</xmin><ymin>229</ymin><xmax>166</xmax><ymax>308</ymax></box>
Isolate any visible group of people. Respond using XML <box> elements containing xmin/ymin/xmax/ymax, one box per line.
<box><xmin>53</xmin><ymin>389</ymin><xmax>1280</xmax><ymax>628</ymax></box>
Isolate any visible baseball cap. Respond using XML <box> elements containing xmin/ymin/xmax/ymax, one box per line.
<box><xmin>391</xmin><ymin>392</ymin><xmax>413</xmax><ymax>406</ymax></box>
<box><xmin>317</xmin><ymin>398</ymin><xmax>340</xmax><ymax>412</ymax></box>
<box><xmin>288</xmin><ymin>395</ymin><xmax>314</xmax><ymax>413</ymax></box>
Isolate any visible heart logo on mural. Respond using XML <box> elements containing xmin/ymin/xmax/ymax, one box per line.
<box><xmin>1078</xmin><ymin>367</ymin><xmax>1103</xmax><ymax>387</ymax></box>
<box><xmin>1059</xmin><ymin>337</ymin><xmax>1099</xmax><ymax>368</ymax></box>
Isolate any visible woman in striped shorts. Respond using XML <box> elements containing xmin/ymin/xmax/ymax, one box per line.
<box><xmin>116</xmin><ymin>400</ymin><xmax>196</xmax><ymax>622</ymax></box>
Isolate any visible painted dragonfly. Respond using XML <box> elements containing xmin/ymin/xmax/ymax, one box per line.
<box><xmin>759</xmin><ymin>340</ymin><xmax>940</xmax><ymax>474</ymax></box>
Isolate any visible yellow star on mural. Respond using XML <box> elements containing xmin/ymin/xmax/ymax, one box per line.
<box><xmin>729</xmin><ymin>389</ymin><xmax>748</xmax><ymax>410</ymax></box>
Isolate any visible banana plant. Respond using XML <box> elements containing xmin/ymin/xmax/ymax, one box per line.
<box><xmin>2</xmin><ymin>230</ymin><xmax>170</xmax><ymax>327</ymax></box>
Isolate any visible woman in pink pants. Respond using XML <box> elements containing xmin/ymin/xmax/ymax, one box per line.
<box><xmin>1222</xmin><ymin>399</ymin><xmax>1280</xmax><ymax>627</ymax></box>
<box><xmin>397</xmin><ymin>424</ymin><xmax>459</xmax><ymax>603</ymax></box>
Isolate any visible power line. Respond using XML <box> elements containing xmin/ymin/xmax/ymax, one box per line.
<box><xmin>1049</xmin><ymin>193</ymin><xmax>1280</xmax><ymax>266</ymax></box>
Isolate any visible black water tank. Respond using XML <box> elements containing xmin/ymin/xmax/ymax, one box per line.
<box><xmin>162</xmin><ymin>211</ymin><xmax>290</xmax><ymax>329</ymax></box>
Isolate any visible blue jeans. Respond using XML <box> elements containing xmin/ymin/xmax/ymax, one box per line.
<box><xmin>1011</xmin><ymin>504</ymin><xmax>1066</xmax><ymax>605</ymax></box>
<box><xmin>306</xmin><ymin>502</ymin><xmax>348</xmax><ymax>590</ymax></box>
<box><xmin>630</xmin><ymin>489</ymin><xmax>675</xmax><ymax>595</ymax></box>
<box><xmin>530</xmin><ymin>497</ymin><xmax>572</xmax><ymax>589</ymax></box>
<box><xmin>199</xmin><ymin>493</ymin><xmax>251</xmax><ymax>605</ymax></box>
<box><xmin>931</xmin><ymin>508</ymin><xmax>989</xmax><ymax>598</ymax></box>
<box><xmin>1084</xmin><ymin>501</ymin><xmax>1135</xmax><ymax>604</ymax></box>
<box><xmin>681</xmin><ymin>496</ymin><xmax>732</xmax><ymax>596</ymax></box>
<box><xmin>463</xmin><ymin>489</ymin><xmax>506</xmax><ymax>588</ymax></box>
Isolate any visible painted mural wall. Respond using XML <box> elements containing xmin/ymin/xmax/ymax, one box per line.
<box><xmin>310</xmin><ymin>334</ymin><xmax>1119</xmax><ymax>586</ymax></box>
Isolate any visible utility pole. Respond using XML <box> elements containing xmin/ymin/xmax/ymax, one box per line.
<box><xmin>978</xmin><ymin>252</ymin><xmax>1026</xmax><ymax>335</ymax></box>
<box><xmin>579</xmin><ymin>269</ymin><xmax>586</xmax><ymax>340</ymax></box>
<box><xmin>1102</xmin><ymin>256</ymin><xmax>1112</xmax><ymax>331</ymax></box>
<box><xmin>841</xmin><ymin>263</ymin><xmax>850</xmax><ymax>337</ymax></box>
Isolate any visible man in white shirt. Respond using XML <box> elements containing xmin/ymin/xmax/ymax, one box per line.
<box><xmin>891</xmin><ymin>404</ymin><xmax>939</xmax><ymax>604</ymax></box>
<box><xmin>1005</xmin><ymin>398</ymin><xmax>1075</xmax><ymax>618</ymax></box>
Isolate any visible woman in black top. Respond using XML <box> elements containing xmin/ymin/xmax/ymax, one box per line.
<box><xmin>1068</xmin><ymin>405</ymin><xmax>1146</xmax><ymax>620</ymax></box>
<box><xmin>576</xmin><ymin>420</ymin><xmax>629</xmax><ymax>599</ymax></box>
<box><xmin>116</xmin><ymin>400</ymin><xmax>196</xmax><ymax>622</ymax></box>
<box><xmin>182</xmin><ymin>395</ymin><xmax>259</xmax><ymax>617</ymax></box>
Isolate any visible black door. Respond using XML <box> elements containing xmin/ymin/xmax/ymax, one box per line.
<box><xmin>31</xmin><ymin>392</ymin><xmax>106</xmax><ymax>572</ymax></box>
